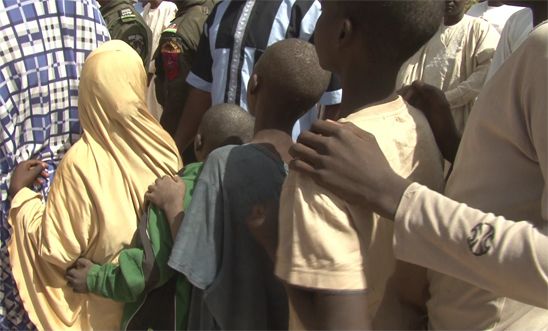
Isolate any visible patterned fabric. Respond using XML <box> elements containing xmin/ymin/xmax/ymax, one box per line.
<box><xmin>186</xmin><ymin>0</ymin><xmax>342</xmax><ymax>139</ymax></box>
<box><xmin>0</xmin><ymin>0</ymin><xmax>109</xmax><ymax>329</ymax></box>
<box><xmin>188</xmin><ymin>0</ymin><xmax>340</xmax><ymax>108</ymax></box>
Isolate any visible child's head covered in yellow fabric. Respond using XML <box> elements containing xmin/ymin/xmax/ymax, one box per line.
<box><xmin>7</xmin><ymin>40</ymin><xmax>181</xmax><ymax>331</ymax></box>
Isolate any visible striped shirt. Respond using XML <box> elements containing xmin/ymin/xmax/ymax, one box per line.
<box><xmin>186</xmin><ymin>0</ymin><xmax>341</xmax><ymax>137</ymax></box>
<box><xmin>0</xmin><ymin>0</ymin><xmax>109</xmax><ymax>329</ymax></box>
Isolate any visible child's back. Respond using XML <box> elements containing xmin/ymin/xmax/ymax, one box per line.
<box><xmin>274</xmin><ymin>1</ymin><xmax>446</xmax><ymax>329</ymax></box>
<box><xmin>168</xmin><ymin>38</ymin><xmax>331</xmax><ymax>330</ymax></box>
<box><xmin>278</xmin><ymin>96</ymin><xmax>444</xmax><ymax>322</ymax></box>
<box><xmin>170</xmin><ymin>143</ymin><xmax>288</xmax><ymax>330</ymax></box>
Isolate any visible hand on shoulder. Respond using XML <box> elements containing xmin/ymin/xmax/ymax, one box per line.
<box><xmin>145</xmin><ymin>175</ymin><xmax>186</xmax><ymax>221</ymax></box>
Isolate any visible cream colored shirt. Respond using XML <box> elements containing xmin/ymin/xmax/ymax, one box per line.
<box><xmin>395</xmin><ymin>22</ymin><xmax>548</xmax><ymax>330</ymax></box>
<box><xmin>276</xmin><ymin>97</ymin><xmax>444</xmax><ymax>319</ymax></box>
<box><xmin>397</xmin><ymin>15</ymin><xmax>499</xmax><ymax>134</ymax></box>
<box><xmin>466</xmin><ymin>2</ymin><xmax>524</xmax><ymax>33</ymax></box>
<box><xmin>485</xmin><ymin>8</ymin><xmax>533</xmax><ymax>81</ymax></box>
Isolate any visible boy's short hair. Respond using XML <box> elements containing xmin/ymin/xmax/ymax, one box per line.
<box><xmin>342</xmin><ymin>0</ymin><xmax>444</xmax><ymax>65</ymax></box>
<box><xmin>254</xmin><ymin>38</ymin><xmax>330</xmax><ymax>114</ymax></box>
<box><xmin>198</xmin><ymin>104</ymin><xmax>254</xmax><ymax>150</ymax></box>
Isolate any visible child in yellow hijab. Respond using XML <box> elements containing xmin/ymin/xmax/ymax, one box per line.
<box><xmin>7</xmin><ymin>40</ymin><xmax>182</xmax><ymax>330</ymax></box>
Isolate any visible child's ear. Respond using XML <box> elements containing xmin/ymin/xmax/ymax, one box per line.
<box><xmin>248</xmin><ymin>73</ymin><xmax>259</xmax><ymax>95</ymax></box>
<box><xmin>339</xmin><ymin>19</ymin><xmax>353</xmax><ymax>47</ymax></box>
<box><xmin>194</xmin><ymin>133</ymin><xmax>204</xmax><ymax>152</ymax></box>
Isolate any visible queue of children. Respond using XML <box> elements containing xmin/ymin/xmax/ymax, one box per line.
<box><xmin>2</xmin><ymin>0</ymin><xmax>547</xmax><ymax>330</ymax></box>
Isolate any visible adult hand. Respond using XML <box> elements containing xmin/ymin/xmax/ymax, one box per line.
<box><xmin>289</xmin><ymin>120</ymin><xmax>411</xmax><ymax>220</ymax></box>
<box><xmin>399</xmin><ymin>81</ymin><xmax>460</xmax><ymax>163</ymax></box>
<box><xmin>145</xmin><ymin>175</ymin><xmax>185</xmax><ymax>223</ymax></box>
<box><xmin>8</xmin><ymin>160</ymin><xmax>49</xmax><ymax>199</ymax></box>
<box><xmin>65</xmin><ymin>258</ymin><xmax>95</xmax><ymax>293</ymax></box>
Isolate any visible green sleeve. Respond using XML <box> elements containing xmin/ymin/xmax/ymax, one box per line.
<box><xmin>86</xmin><ymin>248</ymin><xmax>147</xmax><ymax>303</ymax></box>
<box><xmin>86</xmin><ymin>206</ymin><xmax>175</xmax><ymax>302</ymax></box>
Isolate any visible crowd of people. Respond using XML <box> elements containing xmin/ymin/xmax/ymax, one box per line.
<box><xmin>0</xmin><ymin>0</ymin><xmax>546</xmax><ymax>330</ymax></box>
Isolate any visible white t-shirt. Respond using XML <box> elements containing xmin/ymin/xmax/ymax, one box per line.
<box><xmin>466</xmin><ymin>2</ymin><xmax>524</xmax><ymax>33</ymax></box>
<box><xmin>397</xmin><ymin>15</ymin><xmax>499</xmax><ymax>134</ymax></box>
<box><xmin>485</xmin><ymin>7</ymin><xmax>533</xmax><ymax>81</ymax></box>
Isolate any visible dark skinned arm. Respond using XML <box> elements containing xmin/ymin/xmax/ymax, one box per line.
<box><xmin>246</xmin><ymin>202</ymin><xmax>372</xmax><ymax>330</ymax></box>
<box><xmin>173</xmin><ymin>87</ymin><xmax>212</xmax><ymax>155</ymax></box>
<box><xmin>288</xmin><ymin>286</ymin><xmax>372</xmax><ymax>330</ymax></box>
<box><xmin>399</xmin><ymin>81</ymin><xmax>461</xmax><ymax>164</ymax></box>
<box><xmin>373</xmin><ymin>261</ymin><xmax>429</xmax><ymax>330</ymax></box>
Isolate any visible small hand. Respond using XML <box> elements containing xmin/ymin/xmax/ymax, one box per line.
<box><xmin>399</xmin><ymin>81</ymin><xmax>460</xmax><ymax>162</ymax></box>
<box><xmin>66</xmin><ymin>258</ymin><xmax>94</xmax><ymax>293</ymax></box>
<box><xmin>8</xmin><ymin>160</ymin><xmax>49</xmax><ymax>199</ymax></box>
<box><xmin>145</xmin><ymin>175</ymin><xmax>185</xmax><ymax>223</ymax></box>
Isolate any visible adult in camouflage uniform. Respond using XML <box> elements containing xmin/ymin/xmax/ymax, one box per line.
<box><xmin>154</xmin><ymin>0</ymin><xmax>217</xmax><ymax>141</ymax></box>
<box><xmin>99</xmin><ymin>0</ymin><xmax>152</xmax><ymax>67</ymax></box>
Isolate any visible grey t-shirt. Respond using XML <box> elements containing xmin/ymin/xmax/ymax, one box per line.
<box><xmin>168</xmin><ymin>144</ymin><xmax>288</xmax><ymax>330</ymax></box>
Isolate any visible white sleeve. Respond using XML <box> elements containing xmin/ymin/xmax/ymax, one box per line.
<box><xmin>393</xmin><ymin>183</ymin><xmax>548</xmax><ymax>309</ymax></box>
<box><xmin>444</xmin><ymin>23</ymin><xmax>500</xmax><ymax>108</ymax></box>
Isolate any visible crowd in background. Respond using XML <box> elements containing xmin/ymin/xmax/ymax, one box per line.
<box><xmin>0</xmin><ymin>0</ymin><xmax>547</xmax><ymax>330</ymax></box>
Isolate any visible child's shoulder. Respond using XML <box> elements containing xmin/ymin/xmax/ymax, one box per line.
<box><xmin>402</xmin><ymin>101</ymin><xmax>432</xmax><ymax>131</ymax></box>
<box><xmin>203</xmin><ymin>144</ymin><xmax>265</xmax><ymax>171</ymax></box>
<box><xmin>207</xmin><ymin>144</ymin><xmax>240</xmax><ymax>161</ymax></box>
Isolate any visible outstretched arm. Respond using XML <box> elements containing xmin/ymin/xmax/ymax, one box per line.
<box><xmin>173</xmin><ymin>87</ymin><xmax>212</xmax><ymax>154</ymax></box>
<box><xmin>289</xmin><ymin>120</ymin><xmax>548</xmax><ymax>309</ymax></box>
<box><xmin>66</xmin><ymin>207</ymin><xmax>177</xmax><ymax>302</ymax></box>
<box><xmin>66</xmin><ymin>250</ymin><xmax>150</xmax><ymax>302</ymax></box>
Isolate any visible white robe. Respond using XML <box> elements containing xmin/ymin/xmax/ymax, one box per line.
<box><xmin>397</xmin><ymin>15</ymin><xmax>499</xmax><ymax>133</ymax></box>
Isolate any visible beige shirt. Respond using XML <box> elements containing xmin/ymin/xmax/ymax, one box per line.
<box><xmin>276</xmin><ymin>97</ymin><xmax>444</xmax><ymax>318</ymax></box>
<box><xmin>397</xmin><ymin>15</ymin><xmax>499</xmax><ymax>134</ymax></box>
<box><xmin>395</xmin><ymin>22</ymin><xmax>548</xmax><ymax>330</ymax></box>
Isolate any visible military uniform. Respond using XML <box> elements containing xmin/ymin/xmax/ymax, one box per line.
<box><xmin>100</xmin><ymin>0</ymin><xmax>152</xmax><ymax>67</ymax></box>
<box><xmin>154</xmin><ymin>0</ymin><xmax>217</xmax><ymax>161</ymax></box>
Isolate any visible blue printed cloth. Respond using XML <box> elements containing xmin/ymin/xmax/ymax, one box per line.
<box><xmin>0</xmin><ymin>0</ymin><xmax>109</xmax><ymax>329</ymax></box>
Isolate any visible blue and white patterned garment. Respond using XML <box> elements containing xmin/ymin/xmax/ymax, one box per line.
<box><xmin>0</xmin><ymin>1</ymin><xmax>109</xmax><ymax>329</ymax></box>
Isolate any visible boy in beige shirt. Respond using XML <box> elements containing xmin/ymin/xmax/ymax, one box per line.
<box><xmin>287</xmin><ymin>20</ymin><xmax>548</xmax><ymax>331</ymax></box>
<box><xmin>274</xmin><ymin>1</ymin><xmax>445</xmax><ymax>329</ymax></box>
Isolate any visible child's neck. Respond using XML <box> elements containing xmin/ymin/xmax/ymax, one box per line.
<box><xmin>338</xmin><ymin>65</ymin><xmax>399</xmax><ymax>119</ymax></box>
<box><xmin>251</xmin><ymin>129</ymin><xmax>293</xmax><ymax>164</ymax></box>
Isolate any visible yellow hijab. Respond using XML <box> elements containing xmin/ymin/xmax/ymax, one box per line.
<box><xmin>8</xmin><ymin>40</ymin><xmax>182</xmax><ymax>330</ymax></box>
